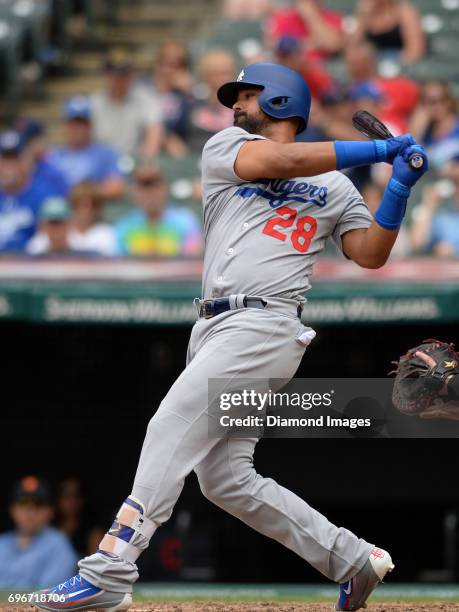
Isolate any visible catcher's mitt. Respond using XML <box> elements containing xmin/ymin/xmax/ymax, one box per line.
<box><xmin>391</xmin><ymin>339</ymin><xmax>459</xmax><ymax>416</ymax></box>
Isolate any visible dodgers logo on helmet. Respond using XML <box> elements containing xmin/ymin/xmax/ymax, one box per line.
<box><xmin>217</xmin><ymin>62</ymin><xmax>311</xmax><ymax>134</ymax></box>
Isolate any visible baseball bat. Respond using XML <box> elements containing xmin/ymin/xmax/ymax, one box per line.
<box><xmin>352</xmin><ymin>110</ymin><xmax>424</xmax><ymax>169</ymax></box>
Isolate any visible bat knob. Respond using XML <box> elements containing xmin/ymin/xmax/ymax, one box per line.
<box><xmin>409</xmin><ymin>154</ymin><xmax>424</xmax><ymax>170</ymax></box>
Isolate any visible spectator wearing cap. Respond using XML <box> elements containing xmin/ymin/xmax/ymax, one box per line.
<box><xmin>265</xmin><ymin>0</ymin><xmax>345</xmax><ymax>62</ymax></box>
<box><xmin>48</xmin><ymin>97</ymin><xmax>124</xmax><ymax>202</ymax></box>
<box><xmin>27</xmin><ymin>186</ymin><xmax>117</xmax><ymax>256</ymax></box>
<box><xmin>115</xmin><ymin>162</ymin><xmax>202</xmax><ymax>257</ymax></box>
<box><xmin>15</xmin><ymin>117</ymin><xmax>69</xmax><ymax>198</ymax></box>
<box><xmin>0</xmin><ymin>476</ymin><xmax>77</xmax><ymax>588</ymax></box>
<box><xmin>274</xmin><ymin>36</ymin><xmax>335</xmax><ymax>101</ymax></box>
<box><xmin>90</xmin><ymin>48</ymin><xmax>163</xmax><ymax>158</ymax></box>
<box><xmin>26</xmin><ymin>197</ymin><xmax>73</xmax><ymax>255</ymax></box>
<box><xmin>351</xmin><ymin>0</ymin><xmax>425</xmax><ymax>65</ymax></box>
<box><xmin>184</xmin><ymin>49</ymin><xmax>235</xmax><ymax>154</ymax></box>
<box><xmin>0</xmin><ymin>131</ymin><xmax>67</xmax><ymax>252</ymax></box>
<box><xmin>411</xmin><ymin>156</ymin><xmax>459</xmax><ymax>257</ymax></box>
<box><xmin>345</xmin><ymin>41</ymin><xmax>419</xmax><ymax>135</ymax></box>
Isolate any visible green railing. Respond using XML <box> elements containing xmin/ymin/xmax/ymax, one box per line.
<box><xmin>0</xmin><ymin>257</ymin><xmax>456</xmax><ymax>325</ymax></box>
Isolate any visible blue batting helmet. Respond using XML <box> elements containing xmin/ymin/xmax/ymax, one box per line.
<box><xmin>217</xmin><ymin>62</ymin><xmax>311</xmax><ymax>134</ymax></box>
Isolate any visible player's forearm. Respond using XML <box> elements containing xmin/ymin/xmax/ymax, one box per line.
<box><xmin>236</xmin><ymin>137</ymin><xmax>409</xmax><ymax>182</ymax></box>
<box><xmin>275</xmin><ymin>142</ymin><xmax>337</xmax><ymax>177</ymax></box>
<box><xmin>292</xmin><ymin>140</ymin><xmax>385</xmax><ymax>176</ymax></box>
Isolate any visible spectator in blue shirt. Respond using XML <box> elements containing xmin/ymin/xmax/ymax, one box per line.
<box><xmin>49</xmin><ymin>97</ymin><xmax>125</xmax><ymax>202</ymax></box>
<box><xmin>0</xmin><ymin>131</ymin><xmax>66</xmax><ymax>252</ymax></box>
<box><xmin>411</xmin><ymin>155</ymin><xmax>459</xmax><ymax>257</ymax></box>
<box><xmin>0</xmin><ymin>476</ymin><xmax>77</xmax><ymax>589</ymax></box>
<box><xmin>15</xmin><ymin>117</ymin><xmax>69</xmax><ymax>197</ymax></box>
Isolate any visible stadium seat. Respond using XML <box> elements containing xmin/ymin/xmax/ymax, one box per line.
<box><xmin>158</xmin><ymin>154</ymin><xmax>201</xmax><ymax>182</ymax></box>
<box><xmin>157</xmin><ymin>154</ymin><xmax>201</xmax><ymax>208</ymax></box>
<box><xmin>404</xmin><ymin>58</ymin><xmax>459</xmax><ymax>82</ymax></box>
<box><xmin>211</xmin><ymin>18</ymin><xmax>263</xmax><ymax>46</ymax></box>
<box><xmin>324</xmin><ymin>0</ymin><xmax>355</xmax><ymax>15</ymax></box>
<box><xmin>430</xmin><ymin>33</ymin><xmax>459</xmax><ymax>61</ymax></box>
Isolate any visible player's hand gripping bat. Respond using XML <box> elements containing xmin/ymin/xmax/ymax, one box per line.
<box><xmin>352</xmin><ymin>110</ymin><xmax>424</xmax><ymax>170</ymax></box>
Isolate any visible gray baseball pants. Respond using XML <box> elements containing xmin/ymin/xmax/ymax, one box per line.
<box><xmin>79</xmin><ymin>301</ymin><xmax>373</xmax><ymax>591</ymax></box>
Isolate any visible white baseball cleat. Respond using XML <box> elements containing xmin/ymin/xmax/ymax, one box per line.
<box><xmin>335</xmin><ymin>547</ymin><xmax>394</xmax><ymax>611</ymax></box>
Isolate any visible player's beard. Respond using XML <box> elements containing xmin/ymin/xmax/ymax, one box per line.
<box><xmin>233</xmin><ymin>110</ymin><xmax>272</xmax><ymax>136</ymax></box>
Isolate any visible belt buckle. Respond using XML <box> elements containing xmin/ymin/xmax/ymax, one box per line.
<box><xmin>202</xmin><ymin>299</ymin><xmax>214</xmax><ymax>319</ymax></box>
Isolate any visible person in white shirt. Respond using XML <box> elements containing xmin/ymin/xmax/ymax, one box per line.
<box><xmin>67</xmin><ymin>182</ymin><xmax>117</xmax><ymax>256</ymax></box>
<box><xmin>27</xmin><ymin>185</ymin><xmax>116</xmax><ymax>256</ymax></box>
<box><xmin>91</xmin><ymin>48</ymin><xmax>163</xmax><ymax>158</ymax></box>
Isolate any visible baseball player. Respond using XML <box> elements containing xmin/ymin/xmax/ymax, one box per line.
<box><xmin>33</xmin><ymin>63</ymin><xmax>428</xmax><ymax>612</ymax></box>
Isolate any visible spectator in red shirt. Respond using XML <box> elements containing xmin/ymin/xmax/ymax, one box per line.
<box><xmin>265</xmin><ymin>0</ymin><xmax>345</xmax><ymax>61</ymax></box>
<box><xmin>274</xmin><ymin>36</ymin><xmax>335</xmax><ymax>100</ymax></box>
<box><xmin>345</xmin><ymin>41</ymin><xmax>419</xmax><ymax>134</ymax></box>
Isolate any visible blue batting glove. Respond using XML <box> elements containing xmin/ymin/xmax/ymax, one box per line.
<box><xmin>392</xmin><ymin>144</ymin><xmax>429</xmax><ymax>188</ymax></box>
<box><xmin>379</xmin><ymin>134</ymin><xmax>416</xmax><ymax>164</ymax></box>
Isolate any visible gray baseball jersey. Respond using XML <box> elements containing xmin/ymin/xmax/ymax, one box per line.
<box><xmin>201</xmin><ymin>126</ymin><xmax>373</xmax><ymax>303</ymax></box>
<box><xmin>77</xmin><ymin>126</ymin><xmax>376</xmax><ymax>592</ymax></box>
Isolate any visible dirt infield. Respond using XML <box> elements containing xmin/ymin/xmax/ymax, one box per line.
<box><xmin>2</xmin><ymin>603</ymin><xmax>459</xmax><ymax>611</ymax></box>
<box><xmin>127</xmin><ymin>602</ymin><xmax>458</xmax><ymax>611</ymax></box>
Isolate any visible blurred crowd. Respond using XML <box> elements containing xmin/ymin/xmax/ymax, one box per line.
<box><xmin>1</xmin><ymin>0</ymin><xmax>459</xmax><ymax>259</ymax></box>
<box><xmin>0</xmin><ymin>476</ymin><xmax>104</xmax><ymax>588</ymax></box>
